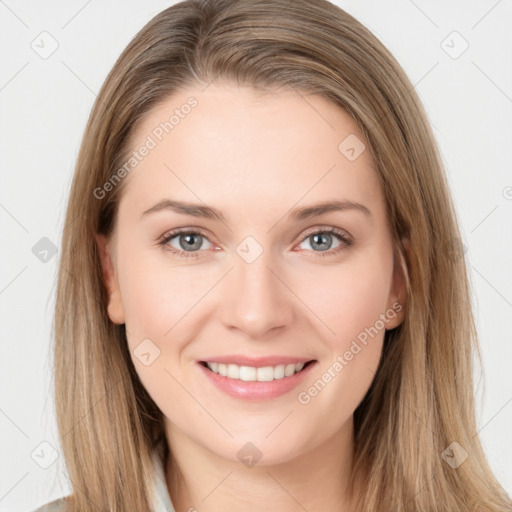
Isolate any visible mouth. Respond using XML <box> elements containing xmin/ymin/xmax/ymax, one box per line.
<box><xmin>197</xmin><ymin>357</ymin><xmax>317</xmax><ymax>400</ymax></box>
<box><xmin>199</xmin><ymin>360</ymin><xmax>316</xmax><ymax>382</ymax></box>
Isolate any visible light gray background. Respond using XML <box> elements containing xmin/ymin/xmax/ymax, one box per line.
<box><xmin>1</xmin><ymin>1</ymin><xmax>511</xmax><ymax>510</ymax></box>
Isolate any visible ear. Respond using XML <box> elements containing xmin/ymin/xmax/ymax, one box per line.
<box><xmin>385</xmin><ymin>237</ymin><xmax>409</xmax><ymax>330</ymax></box>
<box><xmin>96</xmin><ymin>233</ymin><xmax>125</xmax><ymax>325</ymax></box>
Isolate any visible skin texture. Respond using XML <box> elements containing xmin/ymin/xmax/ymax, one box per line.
<box><xmin>97</xmin><ymin>82</ymin><xmax>407</xmax><ymax>512</ymax></box>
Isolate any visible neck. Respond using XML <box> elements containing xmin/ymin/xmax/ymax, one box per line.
<box><xmin>164</xmin><ymin>418</ymin><xmax>360</xmax><ymax>512</ymax></box>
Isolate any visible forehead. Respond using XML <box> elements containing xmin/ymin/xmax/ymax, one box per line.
<box><xmin>118</xmin><ymin>82</ymin><xmax>385</xmax><ymax>222</ymax></box>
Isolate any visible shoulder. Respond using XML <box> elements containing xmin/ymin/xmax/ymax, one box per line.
<box><xmin>30</xmin><ymin>497</ymin><xmax>68</xmax><ymax>512</ymax></box>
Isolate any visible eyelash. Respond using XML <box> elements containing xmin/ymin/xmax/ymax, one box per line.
<box><xmin>158</xmin><ymin>226</ymin><xmax>353</xmax><ymax>259</ymax></box>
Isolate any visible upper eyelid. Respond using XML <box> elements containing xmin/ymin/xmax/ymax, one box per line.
<box><xmin>160</xmin><ymin>227</ymin><xmax>213</xmax><ymax>244</ymax></box>
<box><xmin>301</xmin><ymin>225</ymin><xmax>351</xmax><ymax>239</ymax></box>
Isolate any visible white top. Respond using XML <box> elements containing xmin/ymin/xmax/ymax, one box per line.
<box><xmin>151</xmin><ymin>444</ymin><xmax>176</xmax><ymax>511</ymax></box>
<box><xmin>32</xmin><ymin>445</ymin><xmax>176</xmax><ymax>512</ymax></box>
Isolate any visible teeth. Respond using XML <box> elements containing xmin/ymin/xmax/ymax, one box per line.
<box><xmin>205</xmin><ymin>361</ymin><xmax>308</xmax><ymax>381</ymax></box>
<box><xmin>284</xmin><ymin>363</ymin><xmax>296</xmax><ymax>377</ymax></box>
<box><xmin>239</xmin><ymin>366</ymin><xmax>257</xmax><ymax>381</ymax></box>
<box><xmin>227</xmin><ymin>364</ymin><xmax>239</xmax><ymax>379</ymax></box>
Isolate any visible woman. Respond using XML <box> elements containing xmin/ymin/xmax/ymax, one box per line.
<box><xmin>33</xmin><ymin>0</ymin><xmax>512</xmax><ymax>510</ymax></box>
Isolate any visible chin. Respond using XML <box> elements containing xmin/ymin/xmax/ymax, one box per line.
<box><xmin>210</xmin><ymin>430</ymin><xmax>311</xmax><ymax>468</ymax></box>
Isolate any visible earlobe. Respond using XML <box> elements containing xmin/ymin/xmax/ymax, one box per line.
<box><xmin>95</xmin><ymin>233</ymin><xmax>126</xmax><ymax>325</ymax></box>
<box><xmin>385</xmin><ymin>237</ymin><xmax>409</xmax><ymax>330</ymax></box>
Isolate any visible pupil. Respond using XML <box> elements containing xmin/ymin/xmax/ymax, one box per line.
<box><xmin>312</xmin><ymin>233</ymin><xmax>331</xmax><ymax>251</ymax></box>
<box><xmin>181</xmin><ymin>234</ymin><xmax>201</xmax><ymax>251</ymax></box>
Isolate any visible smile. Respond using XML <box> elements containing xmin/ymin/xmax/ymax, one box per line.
<box><xmin>202</xmin><ymin>361</ymin><xmax>311</xmax><ymax>382</ymax></box>
<box><xmin>197</xmin><ymin>359</ymin><xmax>317</xmax><ymax>400</ymax></box>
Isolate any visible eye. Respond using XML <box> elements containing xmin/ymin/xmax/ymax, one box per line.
<box><xmin>159</xmin><ymin>228</ymin><xmax>214</xmax><ymax>259</ymax></box>
<box><xmin>158</xmin><ymin>226</ymin><xmax>353</xmax><ymax>259</ymax></box>
<box><xmin>296</xmin><ymin>227</ymin><xmax>353</xmax><ymax>256</ymax></box>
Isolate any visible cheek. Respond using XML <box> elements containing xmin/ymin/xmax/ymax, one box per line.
<box><xmin>299</xmin><ymin>262</ymin><xmax>393</xmax><ymax>427</ymax></box>
<box><xmin>116</xmin><ymin>248</ymin><xmax>218</xmax><ymax>401</ymax></box>
<box><xmin>117</xmin><ymin>258</ymin><xmax>199</xmax><ymax>420</ymax></box>
<box><xmin>117</xmin><ymin>245</ymin><xmax>211</xmax><ymax>339</ymax></box>
<box><xmin>297</xmin><ymin>253</ymin><xmax>393</xmax><ymax>351</ymax></box>
<box><xmin>292</xmin><ymin>251</ymin><xmax>393</xmax><ymax>406</ymax></box>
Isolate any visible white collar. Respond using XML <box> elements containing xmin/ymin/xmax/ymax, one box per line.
<box><xmin>151</xmin><ymin>443</ymin><xmax>176</xmax><ymax>512</ymax></box>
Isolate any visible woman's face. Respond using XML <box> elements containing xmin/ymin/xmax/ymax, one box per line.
<box><xmin>97</xmin><ymin>82</ymin><xmax>406</xmax><ymax>465</ymax></box>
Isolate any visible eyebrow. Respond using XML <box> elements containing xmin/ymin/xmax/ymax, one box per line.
<box><xmin>141</xmin><ymin>199</ymin><xmax>372</xmax><ymax>222</ymax></box>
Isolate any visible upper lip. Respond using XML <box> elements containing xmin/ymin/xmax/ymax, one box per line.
<box><xmin>199</xmin><ymin>355</ymin><xmax>315</xmax><ymax>368</ymax></box>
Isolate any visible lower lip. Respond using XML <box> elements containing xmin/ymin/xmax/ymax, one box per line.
<box><xmin>197</xmin><ymin>361</ymin><xmax>317</xmax><ymax>401</ymax></box>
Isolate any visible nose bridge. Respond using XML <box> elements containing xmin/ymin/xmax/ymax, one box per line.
<box><xmin>219</xmin><ymin>240</ymin><xmax>294</xmax><ymax>337</ymax></box>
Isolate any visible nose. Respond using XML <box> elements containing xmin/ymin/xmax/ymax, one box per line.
<box><xmin>219</xmin><ymin>248</ymin><xmax>295</xmax><ymax>339</ymax></box>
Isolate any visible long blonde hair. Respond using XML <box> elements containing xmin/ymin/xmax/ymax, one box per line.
<box><xmin>53</xmin><ymin>0</ymin><xmax>512</xmax><ymax>510</ymax></box>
